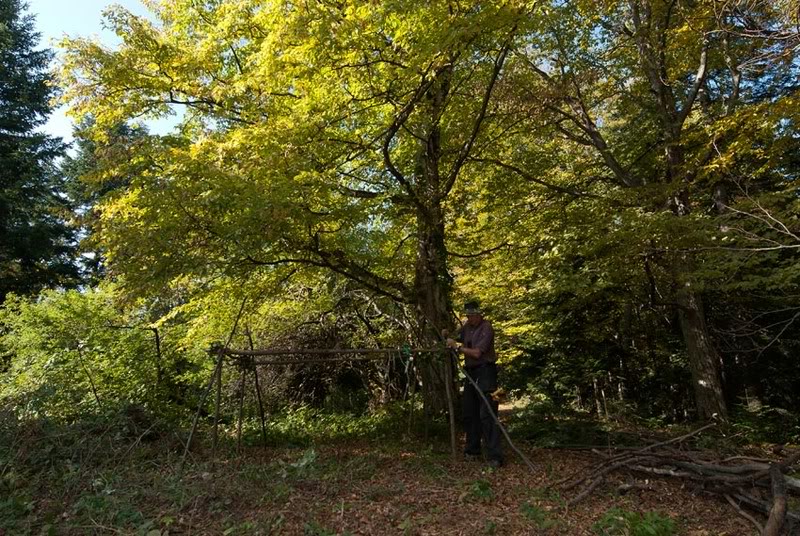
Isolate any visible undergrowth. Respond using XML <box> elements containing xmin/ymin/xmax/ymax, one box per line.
<box><xmin>505</xmin><ymin>393</ymin><xmax>799</xmax><ymax>449</ymax></box>
<box><xmin>0</xmin><ymin>399</ymin><xmax>443</xmax><ymax>534</ymax></box>
<box><xmin>592</xmin><ymin>507</ymin><xmax>677</xmax><ymax>536</ymax></box>
<box><xmin>0</xmin><ymin>396</ymin><xmax>777</xmax><ymax>535</ymax></box>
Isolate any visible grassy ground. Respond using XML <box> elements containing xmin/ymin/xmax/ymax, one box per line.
<box><xmin>0</xmin><ymin>403</ymin><xmax>787</xmax><ymax>535</ymax></box>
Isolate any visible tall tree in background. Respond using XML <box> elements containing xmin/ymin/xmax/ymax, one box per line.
<box><xmin>457</xmin><ymin>0</ymin><xmax>800</xmax><ymax>420</ymax></box>
<box><xmin>59</xmin><ymin>0</ymin><xmax>800</xmax><ymax>420</ymax></box>
<box><xmin>0</xmin><ymin>0</ymin><xmax>77</xmax><ymax>300</ymax></box>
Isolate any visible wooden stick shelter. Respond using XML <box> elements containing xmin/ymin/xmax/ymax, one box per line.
<box><xmin>181</xmin><ymin>345</ymin><xmax>452</xmax><ymax>467</ymax></box>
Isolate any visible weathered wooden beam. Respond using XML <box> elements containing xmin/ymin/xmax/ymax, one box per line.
<box><xmin>223</xmin><ymin>347</ymin><xmax>439</xmax><ymax>357</ymax></box>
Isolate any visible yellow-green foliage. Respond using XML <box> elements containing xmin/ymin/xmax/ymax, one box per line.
<box><xmin>0</xmin><ymin>285</ymin><xmax>204</xmax><ymax>420</ymax></box>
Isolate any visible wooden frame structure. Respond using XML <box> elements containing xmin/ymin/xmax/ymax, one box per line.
<box><xmin>180</xmin><ymin>344</ymin><xmax>457</xmax><ymax>468</ymax></box>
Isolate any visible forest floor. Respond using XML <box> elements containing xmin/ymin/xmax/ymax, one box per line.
<box><xmin>0</xmin><ymin>404</ymin><xmax>793</xmax><ymax>535</ymax></box>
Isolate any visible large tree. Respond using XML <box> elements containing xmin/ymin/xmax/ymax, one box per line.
<box><xmin>60</xmin><ymin>0</ymin><xmax>530</xmax><ymax>411</ymax></box>
<box><xmin>60</xmin><ymin>0</ymin><xmax>800</xmax><ymax>420</ymax></box>
<box><xmin>0</xmin><ymin>0</ymin><xmax>77</xmax><ymax>300</ymax></box>
<box><xmin>61</xmin><ymin>121</ymin><xmax>151</xmax><ymax>283</ymax></box>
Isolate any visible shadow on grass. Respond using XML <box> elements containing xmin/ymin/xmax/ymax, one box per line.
<box><xmin>505</xmin><ymin>406</ymin><xmax>646</xmax><ymax>448</ymax></box>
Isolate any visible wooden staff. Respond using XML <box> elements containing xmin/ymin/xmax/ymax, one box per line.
<box><xmin>236</xmin><ymin>357</ymin><xmax>247</xmax><ymax>452</ymax></box>
<box><xmin>212</xmin><ymin>298</ymin><xmax>248</xmax><ymax>455</ymax></box>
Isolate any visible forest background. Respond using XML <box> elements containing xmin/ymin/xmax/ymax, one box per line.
<box><xmin>1</xmin><ymin>0</ymin><xmax>800</xmax><ymax>533</ymax></box>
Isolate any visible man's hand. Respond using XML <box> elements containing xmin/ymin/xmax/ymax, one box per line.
<box><xmin>445</xmin><ymin>338</ymin><xmax>459</xmax><ymax>349</ymax></box>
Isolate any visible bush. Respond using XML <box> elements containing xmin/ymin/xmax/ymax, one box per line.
<box><xmin>592</xmin><ymin>508</ymin><xmax>677</xmax><ymax>536</ymax></box>
<box><xmin>0</xmin><ymin>287</ymin><xmax>204</xmax><ymax>423</ymax></box>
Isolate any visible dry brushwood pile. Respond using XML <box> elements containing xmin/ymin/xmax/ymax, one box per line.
<box><xmin>559</xmin><ymin>423</ymin><xmax>800</xmax><ymax>535</ymax></box>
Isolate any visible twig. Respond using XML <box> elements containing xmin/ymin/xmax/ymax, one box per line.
<box><xmin>618</xmin><ymin>482</ymin><xmax>654</xmax><ymax>494</ymax></box>
<box><xmin>118</xmin><ymin>423</ymin><xmax>156</xmax><ymax>462</ymax></box>
<box><xmin>248</xmin><ymin>329</ymin><xmax>269</xmax><ymax>451</ymax></box>
<box><xmin>722</xmin><ymin>456</ymin><xmax>774</xmax><ymax>464</ymax></box>
<box><xmin>568</xmin><ymin>475</ymin><xmax>606</xmax><ymax>506</ymax></box>
<box><xmin>214</xmin><ymin>298</ymin><xmax>249</xmax><ymax>453</ymax></box>
<box><xmin>563</xmin><ymin>456</ymin><xmax>657</xmax><ymax>492</ymax></box>
<box><xmin>178</xmin><ymin>349</ymin><xmax>223</xmax><ymax>475</ymax></box>
<box><xmin>620</xmin><ymin>423</ymin><xmax>717</xmax><ymax>456</ymax></box>
<box><xmin>725</xmin><ymin>494</ymin><xmax>763</xmax><ymax>535</ymax></box>
<box><xmin>76</xmin><ymin>346</ymin><xmax>102</xmax><ymax>409</ymax></box>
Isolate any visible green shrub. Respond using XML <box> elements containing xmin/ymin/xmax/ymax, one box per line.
<box><xmin>728</xmin><ymin>404</ymin><xmax>800</xmax><ymax>444</ymax></box>
<box><xmin>0</xmin><ymin>287</ymin><xmax>202</xmax><ymax>423</ymax></box>
<box><xmin>468</xmin><ymin>479</ymin><xmax>494</xmax><ymax>502</ymax></box>
<box><xmin>592</xmin><ymin>507</ymin><xmax>676</xmax><ymax>536</ymax></box>
<box><xmin>521</xmin><ymin>502</ymin><xmax>559</xmax><ymax>530</ymax></box>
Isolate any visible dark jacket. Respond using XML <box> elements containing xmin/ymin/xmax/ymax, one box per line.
<box><xmin>458</xmin><ymin>319</ymin><xmax>496</xmax><ymax>369</ymax></box>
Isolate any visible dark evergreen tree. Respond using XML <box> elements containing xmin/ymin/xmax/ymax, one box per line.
<box><xmin>0</xmin><ymin>0</ymin><xmax>77</xmax><ymax>300</ymax></box>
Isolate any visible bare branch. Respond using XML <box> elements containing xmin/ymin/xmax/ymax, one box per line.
<box><xmin>677</xmin><ymin>36</ymin><xmax>709</xmax><ymax>127</ymax></box>
<box><xmin>470</xmin><ymin>157</ymin><xmax>599</xmax><ymax>198</ymax></box>
<box><xmin>382</xmin><ymin>72</ymin><xmax>436</xmax><ymax>213</ymax></box>
<box><xmin>243</xmin><ymin>253</ymin><xmax>408</xmax><ymax>303</ymax></box>
<box><xmin>447</xmin><ymin>242</ymin><xmax>510</xmax><ymax>259</ymax></box>
<box><xmin>757</xmin><ymin>310</ymin><xmax>800</xmax><ymax>358</ymax></box>
<box><xmin>443</xmin><ymin>35</ymin><xmax>514</xmax><ymax>196</ymax></box>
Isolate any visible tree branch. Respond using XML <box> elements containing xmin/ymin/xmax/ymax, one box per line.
<box><xmin>677</xmin><ymin>36</ymin><xmax>709</xmax><ymax>127</ymax></box>
<box><xmin>382</xmin><ymin>72</ymin><xmax>436</xmax><ymax>214</ymax></box>
<box><xmin>470</xmin><ymin>157</ymin><xmax>599</xmax><ymax>198</ymax></box>
<box><xmin>443</xmin><ymin>36</ymin><xmax>514</xmax><ymax>197</ymax></box>
<box><xmin>447</xmin><ymin>242</ymin><xmax>510</xmax><ymax>259</ymax></box>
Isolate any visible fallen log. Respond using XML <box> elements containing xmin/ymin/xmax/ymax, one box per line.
<box><xmin>553</xmin><ymin>423</ymin><xmax>716</xmax><ymax>489</ymax></box>
<box><xmin>763</xmin><ymin>465</ymin><xmax>788</xmax><ymax>536</ymax></box>
<box><xmin>730</xmin><ymin>492</ymin><xmax>800</xmax><ymax>525</ymax></box>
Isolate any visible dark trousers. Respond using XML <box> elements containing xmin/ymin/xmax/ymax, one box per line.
<box><xmin>462</xmin><ymin>365</ymin><xmax>503</xmax><ymax>462</ymax></box>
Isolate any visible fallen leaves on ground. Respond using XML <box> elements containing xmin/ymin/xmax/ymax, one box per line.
<box><xmin>167</xmin><ymin>441</ymin><xmax>755</xmax><ymax>535</ymax></box>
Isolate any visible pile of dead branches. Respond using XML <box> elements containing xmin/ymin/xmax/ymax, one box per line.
<box><xmin>559</xmin><ymin>424</ymin><xmax>800</xmax><ymax>535</ymax></box>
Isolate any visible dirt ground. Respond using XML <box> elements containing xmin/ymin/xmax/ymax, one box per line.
<box><xmin>169</xmin><ymin>441</ymin><xmax>757</xmax><ymax>535</ymax></box>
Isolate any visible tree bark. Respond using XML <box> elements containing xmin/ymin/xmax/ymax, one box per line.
<box><xmin>412</xmin><ymin>66</ymin><xmax>456</xmax><ymax>415</ymax></box>
<box><xmin>414</xmin><ymin>202</ymin><xmax>453</xmax><ymax>414</ymax></box>
<box><xmin>676</xmin><ymin>283</ymin><xmax>728</xmax><ymax>420</ymax></box>
<box><xmin>763</xmin><ymin>464</ymin><xmax>788</xmax><ymax>536</ymax></box>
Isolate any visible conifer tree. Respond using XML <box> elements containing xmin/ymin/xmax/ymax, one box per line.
<box><xmin>0</xmin><ymin>0</ymin><xmax>77</xmax><ymax>300</ymax></box>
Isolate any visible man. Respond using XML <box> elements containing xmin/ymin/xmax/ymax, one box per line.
<box><xmin>446</xmin><ymin>300</ymin><xmax>503</xmax><ymax>468</ymax></box>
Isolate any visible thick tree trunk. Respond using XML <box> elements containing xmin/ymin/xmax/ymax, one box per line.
<box><xmin>670</xmin><ymin>190</ymin><xmax>728</xmax><ymax>420</ymax></box>
<box><xmin>411</xmin><ymin>67</ymin><xmax>456</xmax><ymax>416</ymax></box>
<box><xmin>414</xmin><ymin>203</ymin><xmax>453</xmax><ymax>414</ymax></box>
<box><xmin>676</xmin><ymin>285</ymin><xmax>728</xmax><ymax>420</ymax></box>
